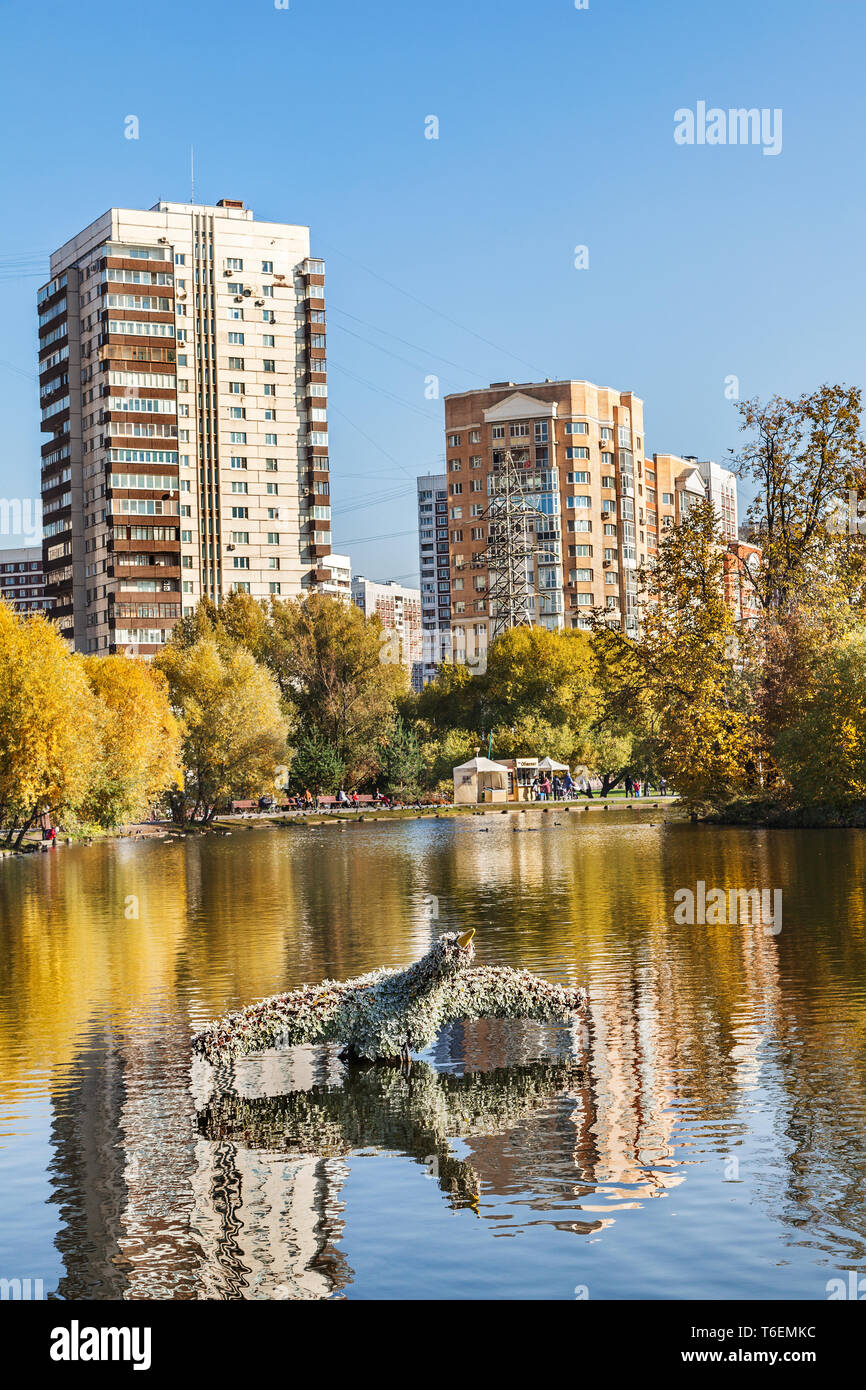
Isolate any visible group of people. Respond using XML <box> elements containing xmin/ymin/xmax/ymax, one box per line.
<box><xmin>525</xmin><ymin>771</ymin><xmax>668</xmax><ymax>802</ymax></box>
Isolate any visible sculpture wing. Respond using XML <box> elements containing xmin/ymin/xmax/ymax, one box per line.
<box><xmin>442</xmin><ymin>966</ymin><xmax>586</xmax><ymax>1027</ymax></box>
<box><xmin>191</xmin><ymin>982</ymin><xmax>351</xmax><ymax>1064</ymax></box>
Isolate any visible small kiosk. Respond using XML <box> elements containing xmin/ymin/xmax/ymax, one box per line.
<box><xmin>452</xmin><ymin>755</ymin><xmax>510</xmax><ymax>805</ymax></box>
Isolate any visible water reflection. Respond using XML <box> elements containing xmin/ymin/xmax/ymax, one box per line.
<box><xmin>1</xmin><ymin>813</ymin><xmax>865</xmax><ymax>1298</ymax></box>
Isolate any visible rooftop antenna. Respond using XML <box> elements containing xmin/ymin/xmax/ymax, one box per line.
<box><xmin>190</xmin><ymin>145</ymin><xmax>195</xmax><ymax>204</ymax></box>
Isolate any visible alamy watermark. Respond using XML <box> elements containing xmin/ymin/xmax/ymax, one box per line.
<box><xmin>673</xmin><ymin>881</ymin><xmax>782</xmax><ymax>935</ymax></box>
<box><xmin>674</xmin><ymin>103</ymin><xmax>782</xmax><ymax>157</ymax></box>
<box><xmin>0</xmin><ymin>497</ymin><xmax>42</xmax><ymax>545</ymax></box>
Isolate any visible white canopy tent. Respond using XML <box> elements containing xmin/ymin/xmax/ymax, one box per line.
<box><xmin>452</xmin><ymin>755</ymin><xmax>510</xmax><ymax>805</ymax></box>
<box><xmin>537</xmin><ymin>757</ymin><xmax>570</xmax><ymax>773</ymax></box>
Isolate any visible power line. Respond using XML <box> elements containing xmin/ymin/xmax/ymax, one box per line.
<box><xmin>319</xmin><ymin>240</ymin><xmax>549</xmax><ymax>379</ymax></box>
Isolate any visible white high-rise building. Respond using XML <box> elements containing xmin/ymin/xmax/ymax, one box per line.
<box><xmin>351</xmin><ymin>576</ymin><xmax>423</xmax><ymax>689</ymax></box>
<box><xmin>38</xmin><ymin>198</ymin><xmax>332</xmax><ymax>653</ymax></box>
<box><xmin>692</xmin><ymin>458</ymin><xmax>738</xmax><ymax>542</ymax></box>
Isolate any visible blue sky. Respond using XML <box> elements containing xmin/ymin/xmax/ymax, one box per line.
<box><xmin>1</xmin><ymin>0</ymin><xmax>863</xmax><ymax>582</ymax></box>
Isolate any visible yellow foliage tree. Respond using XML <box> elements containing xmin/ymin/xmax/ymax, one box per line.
<box><xmin>156</xmin><ymin>637</ymin><xmax>288</xmax><ymax>823</ymax></box>
<box><xmin>80</xmin><ymin>656</ymin><xmax>182</xmax><ymax>827</ymax></box>
<box><xmin>0</xmin><ymin>603</ymin><xmax>96</xmax><ymax>846</ymax></box>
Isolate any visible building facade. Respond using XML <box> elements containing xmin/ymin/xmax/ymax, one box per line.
<box><xmin>416</xmin><ymin>473</ymin><xmax>451</xmax><ymax>683</ymax></box>
<box><xmin>351</xmin><ymin>576</ymin><xmax>423</xmax><ymax>688</ymax></box>
<box><xmin>443</xmin><ymin>381</ymin><xmax>700</xmax><ymax>658</ymax></box>
<box><xmin>38</xmin><ymin>198</ymin><xmax>331</xmax><ymax>654</ymax></box>
<box><xmin>319</xmin><ymin>552</ymin><xmax>352</xmax><ymax>600</ymax></box>
<box><xmin>0</xmin><ymin>546</ymin><xmax>51</xmax><ymax>614</ymax></box>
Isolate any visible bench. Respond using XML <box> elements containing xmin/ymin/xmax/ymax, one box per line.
<box><xmin>231</xmin><ymin>800</ymin><xmax>257</xmax><ymax>812</ymax></box>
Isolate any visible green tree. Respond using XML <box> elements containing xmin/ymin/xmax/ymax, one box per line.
<box><xmin>379</xmin><ymin>716</ymin><xmax>423</xmax><ymax>798</ymax></box>
<box><xmin>290</xmin><ymin>733</ymin><xmax>345</xmax><ymax>798</ymax></box>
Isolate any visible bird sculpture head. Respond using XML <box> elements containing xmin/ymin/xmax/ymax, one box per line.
<box><xmin>427</xmin><ymin>928</ymin><xmax>476</xmax><ymax>979</ymax></box>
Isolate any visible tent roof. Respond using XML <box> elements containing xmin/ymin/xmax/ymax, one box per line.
<box><xmin>538</xmin><ymin>756</ymin><xmax>569</xmax><ymax>771</ymax></box>
<box><xmin>453</xmin><ymin>755</ymin><xmax>510</xmax><ymax>773</ymax></box>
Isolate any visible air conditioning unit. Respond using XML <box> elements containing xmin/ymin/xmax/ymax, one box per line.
<box><xmin>226</xmin><ymin>544</ymin><xmax>235</xmax><ymax>552</ymax></box>
<box><xmin>158</xmin><ymin>237</ymin><xmax>169</xmax><ymax>244</ymax></box>
<box><xmin>242</xmin><ymin>288</ymin><xmax>251</xmax><ymax>297</ymax></box>
<box><xmin>255</xmin><ymin>299</ymin><xmax>264</xmax><ymax>307</ymax></box>
<box><xmin>234</xmin><ymin>295</ymin><xmax>244</xmax><ymax>302</ymax></box>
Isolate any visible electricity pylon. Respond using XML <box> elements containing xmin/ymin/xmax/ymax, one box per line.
<box><xmin>478</xmin><ymin>450</ymin><xmax>543</xmax><ymax>640</ymax></box>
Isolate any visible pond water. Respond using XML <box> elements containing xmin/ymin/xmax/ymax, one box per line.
<box><xmin>1</xmin><ymin>809</ymin><xmax>864</xmax><ymax>1300</ymax></box>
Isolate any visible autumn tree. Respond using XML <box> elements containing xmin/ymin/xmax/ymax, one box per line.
<box><xmin>595</xmin><ymin>501</ymin><xmax>759</xmax><ymax>808</ymax></box>
<box><xmin>258</xmin><ymin>593</ymin><xmax>405</xmax><ymax>782</ymax></box>
<box><xmin>733</xmin><ymin>384</ymin><xmax>866</xmax><ymax>619</ymax></box>
<box><xmin>156</xmin><ymin>638</ymin><xmax>288</xmax><ymax>823</ymax></box>
<box><xmin>80</xmin><ymin>655</ymin><xmax>182</xmax><ymax>828</ymax></box>
<box><xmin>0</xmin><ymin>603</ymin><xmax>96</xmax><ymax>846</ymax></box>
<box><xmin>773</xmin><ymin>628</ymin><xmax>866</xmax><ymax>804</ymax></box>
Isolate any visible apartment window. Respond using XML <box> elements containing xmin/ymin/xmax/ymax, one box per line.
<box><xmin>601</xmin><ymin>452</ymin><xmax>614</xmax><ymax>466</ymax></box>
<box><xmin>604</xmin><ymin>523</ymin><xmax>617</xmax><ymax>536</ymax></box>
<box><xmin>602</xmin><ymin>476</ymin><xmax>616</xmax><ymax>489</ymax></box>
<box><xmin>268</xmin><ymin>557</ymin><xmax>280</xmax><ymax>569</ymax></box>
<box><xmin>469</xmin><ymin>429</ymin><xmax>481</xmax><ymax>443</ymax></box>
<box><xmin>450</xmin><ymin>506</ymin><xmax>463</xmax><ymax>519</ymax></box>
<box><xmin>265</xmin><ymin>458</ymin><xmax>278</xmax><ymax>471</ymax></box>
<box><xmin>449</xmin><ymin>459</ymin><xmax>462</xmax><ymax>472</ymax></box>
<box><xmin>571</xmin><ymin>569</ymin><xmax>593</xmax><ymax>582</ymax></box>
<box><xmin>662</xmin><ymin>492</ymin><xmax>674</xmax><ymax>505</ymax></box>
<box><xmin>471</xmin><ymin>527</ymin><xmax>484</xmax><ymax>540</ymax></box>
<box><xmin>262</xmin><ymin>260</ymin><xmax>274</xmax><ymax>273</ymax></box>
<box><xmin>470</xmin><ymin>478</ymin><xmax>483</xmax><ymax>492</ymax></box>
<box><xmin>565</xmin><ymin>421</ymin><xmax>589</xmax><ymax>435</ymax></box>
<box><xmin>233</xmin><ymin>581</ymin><xmax>251</xmax><ymax>593</ymax></box>
<box><xmin>263</xmin><ymin>383</ymin><xmax>275</xmax><ymax>396</ymax></box>
<box><xmin>534</xmin><ymin>422</ymin><xmax>549</xmax><ymax>443</ymax></box>
<box><xmin>228</xmin><ymin>308</ymin><xmax>244</xmax><ymax>320</ymax></box>
<box><xmin>229</xmin><ymin>381</ymin><xmax>244</xmax><ymax>394</ymax></box>
<box><xmin>469</xmin><ymin>456</ymin><xmax>482</xmax><ymax>468</ymax></box>
<box><xmin>229</xmin><ymin>407</ymin><xmax>246</xmax><ymax>419</ymax></box>
<box><xmin>266</xmin><ymin>482</ymin><xmax>279</xmax><ymax>494</ymax></box>
<box><xmin>267</xmin><ymin>532</ymin><xmax>280</xmax><ymax>544</ymax></box>
<box><xmin>566</xmin><ymin>447</ymin><xmax>590</xmax><ymax>460</ymax></box>
<box><xmin>263</xmin><ymin>359</ymin><xmax>275</xmax><ymax>372</ymax></box>
<box><xmin>451</xmin><ymin>529</ymin><xmax>463</xmax><ymax>542</ymax></box>
<box><xmin>568</xmin><ymin>471</ymin><xmax>590</xmax><ymax>485</ymax></box>
<box><xmin>226</xmin><ymin>257</ymin><xmax>243</xmax><ymax>271</ymax></box>
<box><xmin>448</xmin><ymin>433</ymin><xmax>461</xmax><ymax>446</ymax></box>
<box><xmin>228</xmin><ymin>332</ymin><xmax>244</xmax><ymax>344</ymax></box>
<box><xmin>175</xmin><ymin>253</ymin><xmax>186</xmax><ymax>265</ymax></box>
<box><xmin>269</xmin><ymin>582</ymin><xmax>281</xmax><ymax>594</ymax></box>
<box><xmin>227</xmin><ymin>283</ymin><xmax>244</xmax><ymax>295</ymax></box>
<box><xmin>231</xmin><ymin>506</ymin><xmax>248</xmax><ymax>518</ymax></box>
<box><xmin>263</xmin><ymin>334</ymin><xmax>275</xmax><ymax>347</ymax></box>
<box><xmin>231</xmin><ymin>480</ymin><xmax>248</xmax><ymax>494</ymax></box>
<box><xmin>230</xmin><ymin>457</ymin><xmax>247</xmax><ymax>469</ymax></box>
<box><xmin>469</xmin><ymin>503</ymin><xmax>483</xmax><ymax>517</ymax></box>
<box><xmin>229</xmin><ymin>432</ymin><xmax>247</xmax><ymax>443</ymax></box>
<box><xmin>600</xmin><ymin>427</ymin><xmax>613</xmax><ymax>441</ymax></box>
<box><xmin>605</xmin><ymin>571</ymin><xmax>618</xmax><ymax>585</ymax></box>
<box><xmin>232</xmin><ymin>556</ymin><xmax>250</xmax><ymax>569</ymax></box>
<box><xmin>575</xmin><ymin>592</ymin><xmax>593</xmax><ymax>605</ymax></box>
<box><xmin>450</xmin><ymin>482</ymin><xmax>462</xmax><ymax>495</ymax></box>
<box><xmin>510</xmin><ymin>422</ymin><xmax>528</xmax><ymax>437</ymax></box>
<box><xmin>491</xmin><ymin>425</ymin><xmax>505</xmax><ymax>439</ymax></box>
<box><xmin>265</xmin><ymin>433</ymin><xmax>277</xmax><ymax>446</ymax></box>
<box><xmin>231</xmin><ymin>531</ymin><xmax>250</xmax><ymax>544</ymax></box>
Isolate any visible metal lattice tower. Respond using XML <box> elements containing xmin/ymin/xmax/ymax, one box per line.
<box><xmin>478</xmin><ymin>449</ymin><xmax>543</xmax><ymax>640</ymax></box>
